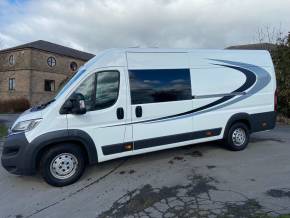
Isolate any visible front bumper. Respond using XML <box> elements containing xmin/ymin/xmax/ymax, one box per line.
<box><xmin>1</xmin><ymin>133</ymin><xmax>35</xmax><ymax>175</ymax></box>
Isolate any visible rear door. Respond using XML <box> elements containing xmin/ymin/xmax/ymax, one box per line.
<box><xmin>127</xmin><ymin>52</ymin><xmax>194</xmax><ymax>152</ymax></box>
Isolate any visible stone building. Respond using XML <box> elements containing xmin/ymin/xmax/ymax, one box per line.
<box><xmin>0</xmin><ymin>40</ymin><xmax>94</xmax><ymax>105</ymax></box>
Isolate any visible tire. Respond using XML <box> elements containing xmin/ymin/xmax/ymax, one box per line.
<box><xmin>224</xmin><ymin>122</ymin><xmax>250</xmax><ymax>151</ymax></box>
<box><xmin>40</xmin><ymin>144</ymin><xmax>85</xmax><ymax>187</ymax></box>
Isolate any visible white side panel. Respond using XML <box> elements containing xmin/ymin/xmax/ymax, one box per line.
<box><xmin>191</xmin><ymin>67</ymin><xmax>246</xmax><ymax>96</ymax></box>
<box><xmin>191</xmin><ymin>65</ymin><xmax>275</xmax><ymax>134</ymax></box>
<box><xmin>189</xmin><ymin>50</ymin><xmax>273</xmax><ymax>68</ymax></box>
<box><xmin>94</xmin><ymin>50</ymin><xmax>127</xmax><ymax>68</ymax></box>
<box><xmin>132</xmin><ymin>100</ymin><xmax>193</xmax><ymax>140</ymax></box>
<box><xmin>127</xmin><ymin>52</ymin><xmax>189</xmax><ymax>69</ymax></box>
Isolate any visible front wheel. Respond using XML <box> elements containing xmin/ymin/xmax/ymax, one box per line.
<box><xmin>225</xmin><ymin>123</ymin><xmax>250</xmax><ymax>151</ymax></box>
<box><xmin>40</xmin><ymin>144</ymin><xmax>85</xmax><ymax>187</ymax></box>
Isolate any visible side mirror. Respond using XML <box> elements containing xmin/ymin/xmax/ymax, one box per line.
<box><xmin>71</xmin><ymin>93</ymin><xmax>87</xmax><ymax>115</ymax></box>
<box><xmin>60</xmin><ymin>93</ymin><xmax>87</xmax><ymax>115</ymax></box>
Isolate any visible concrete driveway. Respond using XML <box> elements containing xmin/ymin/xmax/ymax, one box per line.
<box><xmin>0</xmin><ymin>124</ymin><xmax>290</xmax><ymax>218</ymax></box>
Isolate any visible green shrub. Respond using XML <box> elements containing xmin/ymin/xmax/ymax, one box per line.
<box><xmin>0</xmin><ymin>98</ymin><xmax>30</xmax><ymax>113</ymax></box>
<box><xmin>271</xmin><ymin>33</ymin><xmax>290</xmax><ymax>118</ymax></box>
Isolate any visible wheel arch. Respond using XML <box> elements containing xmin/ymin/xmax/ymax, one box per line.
<box><xmin>223</xmin><ymin>113</ymin><xmax>252</xmax><ymax>138</ymax></box>
<box><xmin>28</xmin><ymin>129</ymin><xmax>98</xmax><ymax>172</ymax></box>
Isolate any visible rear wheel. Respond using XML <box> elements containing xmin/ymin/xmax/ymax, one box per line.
<box><xmin>40</xmin><ymin>144</ymin><xmax>85</xmax><ymax>187</ymax></box>
<box><xmin>225</xmin><ymin>122</ymin><xmax>249</xmax><ymax>151</ymax></box>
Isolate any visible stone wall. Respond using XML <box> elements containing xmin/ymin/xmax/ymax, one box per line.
<box><xmin>0</xmin><ymin>70</ymin><xmax>31</xmax><ymax>100</ymax></box>
<box><xmin>31</xmin><ymin>49</ymin><xmax>85</xmax><ymax>75</ymax></box>
<box><xmin>30</xmin><ymin>49</ymin><xmax>86</xmax><ymax>105</ymax></box>
<box><xmin>30</xmin><ymin>70</ymin><xmax>69</xmax><ymax>105</ymax></box>
<box><xmin>0</xmin><ymin>49</ymin><xmax>31</xmax><ymax>72</ymax></box>
<box><xmin>0</xmin><ymin>48</ymin><xmax>88</xmax><ymax>106</ymax></box>
<box><xmin>0</xmin><ymin>49</ymin><xmax>31</xmax><ymax>101</ymax></box>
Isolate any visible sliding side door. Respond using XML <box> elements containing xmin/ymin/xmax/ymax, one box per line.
<box><xmin>127</xmin><ymin>52</ymin><xmax>194</xmax><ymax>153</ymax></box>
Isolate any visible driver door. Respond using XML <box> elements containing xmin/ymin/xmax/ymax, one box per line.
<box><xmin>66</xmin><ymin>67</ymin><xmax>132</xmax><ymax>161</ymax></box>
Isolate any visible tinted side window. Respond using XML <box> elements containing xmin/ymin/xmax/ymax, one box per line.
<box><xmin>73</xmin><ymin>71</ymin><xmax>120</xmax><ymax>111</ymax></box>
<box><xmin>95</xmin><ymin>71</ymin><xmax>119</xmax><ymax>110</ymax></box>
<box><xmin>129</xmin><ymin>69</ymin><xmax>192</xmax><ymax>104</ymax></box>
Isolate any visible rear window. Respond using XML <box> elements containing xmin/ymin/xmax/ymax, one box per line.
<box><xmin>129</xmin><ymin>69</ymin><xmax>192</xmax><ymax>104</ymax></box>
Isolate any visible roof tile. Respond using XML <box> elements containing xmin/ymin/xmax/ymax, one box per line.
<box><xmin>0</xmin><ymin>40</ymin><xmax>95</xmax><ymax>61</ymax></box>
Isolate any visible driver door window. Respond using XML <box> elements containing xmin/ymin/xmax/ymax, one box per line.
<box><xmin>95</xmin><ymin>71</ymin><xmax>119</xmax><ymax>110</ymax></box>
<box><xmin>73</xmin><ymin>71</ymin><xmax>120</xmax><ymax>112</ymax></box>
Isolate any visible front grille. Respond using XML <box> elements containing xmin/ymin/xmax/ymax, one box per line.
<box><xmin>3</xmin><ymin>146</ymin><xmax>20</xmax><ymax>156</ymax></box>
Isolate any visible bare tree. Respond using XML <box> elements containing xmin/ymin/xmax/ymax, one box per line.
<box><xmin>255</xmin><ymin>24</ymin><xmax>284</xmax><ymax>44</ymax></box>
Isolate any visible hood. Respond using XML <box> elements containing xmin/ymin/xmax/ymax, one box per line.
<box><xmin>11</xmin><ymin>108</ymin><xmax>43</xmax><ymax>129</ymax></box>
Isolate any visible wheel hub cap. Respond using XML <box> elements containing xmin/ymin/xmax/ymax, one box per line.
<box><xmin>232</xmin><ymin>128</ymin><xmax>246</xmax><ymax>146</ymax></box>
<box><xmin>50</xmin><ymin>153</ymin><xmax>78</xmax><ymax>180</ymax></box>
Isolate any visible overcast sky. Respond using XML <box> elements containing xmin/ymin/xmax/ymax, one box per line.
<box><xmin>0</xmin><ymin>0</ymin><xmax>289</xmax><ymax>53</ymax></box>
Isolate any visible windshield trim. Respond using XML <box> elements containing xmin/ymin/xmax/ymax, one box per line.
<box><xmin>54</xmin><ymin>68</ymin><xmax>86</xmax><ymax>100</ymax></box>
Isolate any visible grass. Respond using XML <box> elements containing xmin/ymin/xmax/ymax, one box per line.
<box><xmin>0</xmin><ymin>123</ymin><xmax>8</xmax><ymax>138</ymax></box>
<box><xmin>278</xmin><ymin>215</ymin><xmax>290</xmax><ymax>218</ymax></box>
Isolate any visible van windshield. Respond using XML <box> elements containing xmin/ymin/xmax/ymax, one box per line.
<box><xmin>54</xmin><ymin>68</ymin><xmax>86</xmax><ymax>100</ymax></box>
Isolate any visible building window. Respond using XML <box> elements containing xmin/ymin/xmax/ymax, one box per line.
<box><xmin>47</xmin><ymin>57</ymin><xmax>56</xmax><ymax>67</ymax></box>
<box><xmin>70</xmin><ymin>62</ymin><xmax>78</xmax><ymax>71</ymax></box>
<box><xmin>44</xmin><ymin>80</ymin><xmax>55</xmax><ymax>92</ymax></box>
<box><xmin>8</xmin><ymin>78</ymin><xmax>15</xmax><ymax>90</ymax></box>
<box><xmin>129</xmin><ymin>69</ymin><xmax>192</xmax><ymax>105</ymax></box>
<box><xmin>9</xmin><ymin>55</ymin><xmax>15</xmax><ymax>65</ymax></box>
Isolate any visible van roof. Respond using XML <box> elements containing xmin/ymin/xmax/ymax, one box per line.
<box><xmin>84</xmin><ymin>48</ymin><xmax>272</xmax><ymax>70</ymax></box>
<box><xmin>102</xmin><ymin>47</ymin><xmax>270</xmax><ymax>53</ymax></box>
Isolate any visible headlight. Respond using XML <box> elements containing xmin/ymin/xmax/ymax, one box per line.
<box><xmin>11</xmin><ymin>119</ymin><xmax>42</xmax><ymax>133</ymax></box>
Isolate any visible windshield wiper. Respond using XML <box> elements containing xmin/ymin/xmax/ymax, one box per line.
<box><xmin>41</xmin><ymin>99</ymin><xmax>56</xmax><ymax>108</ymax></box>
<box><xmin>31</xmin><ymin>99</ymin><xmax>56</xmax><ymax>111</ymax></box>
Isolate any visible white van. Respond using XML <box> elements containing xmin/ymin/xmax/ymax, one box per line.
<box><xmin>1</xmin><ymin>48</ymin><xmax>277</xmax><ymax>186</ymax></box>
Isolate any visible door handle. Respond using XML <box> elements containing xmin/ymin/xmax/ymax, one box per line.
<box><xmin>135</xmin><ymin>106</ymin><xmax>142</xmax><ymax>118</ymax></box>
<box><xmin>116</xmin><ymin>107</ymin><xmax>124</xmax><ymax>120</ymax></box>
